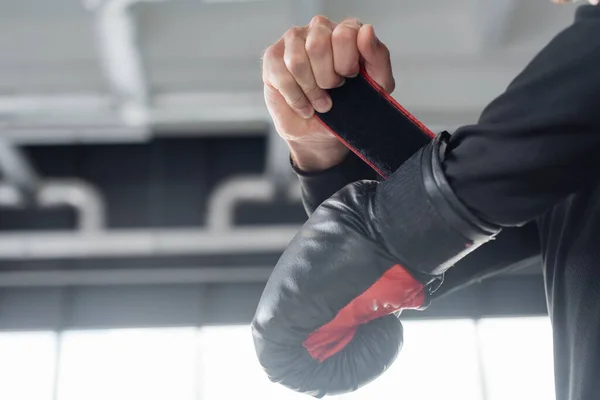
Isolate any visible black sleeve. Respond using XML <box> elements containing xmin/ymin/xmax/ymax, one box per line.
<box><xmin>444</xmin><ymin>5</ymin><xmax>600</xmax><ymax>227</ymax></box>
<box><xmin>293</xmin><ymin>151</ymin><xmax>378</xmax><ymax>215</ymax></box>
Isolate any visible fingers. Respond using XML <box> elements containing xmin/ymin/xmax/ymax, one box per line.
<box><xmin>263</xmin><ymin>16</ymin><xmax>339</xmax><ymax>118</ymax></box>
<box><xmin>332</xmin><ymin>18</ymin><xmax>362</xmax><ymax>78</ymax></box>
<box><xmin>283</xmin><ymin>25</ymin><xmax>331</xmax><ymax>113</ymax></box>
<box><xmin>357</xmin><ymin>24</ymin><xmax>395</xmax><ymax>94</ymax></box>
<box><xmin>306</xmin><ymin>16</ymin><xmax>341</xmax><ymax>90</ymax></box>
<box><xmin>264</xmin><ymin>39</ymin><xmax>315</xmax><ymax>119</ymax></box>
<box><xmin>263</xmin><ymin>16</ymin><xmax>393</xmax><ymax>120</ymax></box>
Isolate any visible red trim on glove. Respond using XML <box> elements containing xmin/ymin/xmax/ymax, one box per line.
<box><xmin>302</xmin><ymin>264</ymin><xmax>426</xmax><ymax>362</ymax></box>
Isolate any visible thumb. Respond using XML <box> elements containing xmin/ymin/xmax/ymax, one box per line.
<box><xmin>357</xmin><ymin>24</ymin><xmax>395</xmax><ymax>94</ymax></box>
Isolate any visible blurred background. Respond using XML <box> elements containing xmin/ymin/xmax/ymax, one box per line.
<box><xmin>0</xmin><ymin>0</ymin><xmax>579</xmax><ymax>399</ymax></box>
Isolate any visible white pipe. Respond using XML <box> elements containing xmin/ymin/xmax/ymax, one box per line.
<box><xmin>1</xmin><ymin>126</ymin><xmax>150</xmax><ymax>145</ymax></box>
<box><xmin>0</xmin><ymin>94</ymin><xmax>112</xmax><ymax>114</ymax></box>
<box><xmin>0</xmin><ymin>139</ymin><xmax>40</xmax><ymax>193</ymax></box>
<box><xmin>0</xmin><ymin>266</ymin><xmax>273</xmax><ymax>287</ymax></box>
<box><xmin>0</xmin><ymin>226</ymin><xmax>299</xmax><ymax>259</ymax></box>
<box><xmin>37</xmin><ymin>180</ymin><xmax>106</xmax><ymax>232</ymax></box>
<box><xmin>0</xmin><ymin>180</ymin><xmax>106</xmax><ymax>232</ymax></box>
<box><xmin>0</xmin><ymin>184</ymin><xmax>23</xmax><ymax>207</ymax></box>
<box><xmin>87</xmin><ymin>0</ymin><xmax>167</xmax><ymax>127</ymax></box>
<box><xmin>206</xmin><ymin>175</ymin><xmax>303</xmax><ymax>230</ymax></box>
<box><xmin>0</xmin><ymin>175</ymin><xmax>303</xmax><ymax>259</ymax></box>
<box><xmin>207</xmin><ymin>176</ymin><xmax>276</xmax><ymax>230</ymax></box>
<box><xmin>95</xmin><ymin>0</ymin><xmax>148</xmax><ymax>126</ymax></box>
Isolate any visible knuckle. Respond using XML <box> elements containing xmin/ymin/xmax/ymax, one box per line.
<box><xmin>332</xmin><ymin>25</ymin><xmax>357</xmax><ymax>44</ymax></box>
<box><xmin>309</xmin><ymin>15</ymin><xmax>330</xmax><ymax>27</ymax></box>
<box><xmin>338</xmin><ymin>18</ymin><xmax>362</xmax><ymax>32</ymax></box>
<box><xmin>284</xmin><ymin>26</ymin><xmax>305</xmax><ymax>40</ymax></box>
<box><xmin>305</xmin><ymin>36</ymin><xmax>329</xmax><ymax>57</ymax></box>
<box><xmin>262</xmin><ymin>45</ymin><xmax>277</xmax><ymax>63</ymax></box>
<box><xmin>284</xmin><ymin>55</ymin><xmax>309</xmax><ymax>76</ymax></box>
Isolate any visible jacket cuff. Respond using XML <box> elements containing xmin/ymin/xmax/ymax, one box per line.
<box><xmin>291</xmin><ymin>151</ymin><xmax>378</xmax><ymax>215</ymax></box>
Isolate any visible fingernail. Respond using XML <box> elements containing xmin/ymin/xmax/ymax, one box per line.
<box><xmin>313</xmin><ymin>97</ymin><xmax>332</xmax><ymax>113</ymax></box>
<box><xmin>336</xmin><ymin>79</ymin><xmax>346</xmax><ymax>87</ymax></box>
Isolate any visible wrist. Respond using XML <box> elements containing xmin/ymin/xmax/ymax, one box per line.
<box><xmin>375</xmin><ymin>132</ymin><xmax>501</xmax><ymax>275</ymax></box>
<box><xmin>288</xmin><ymin>141</ymin><xmax>349</xmax><ymax>173</ymax></box>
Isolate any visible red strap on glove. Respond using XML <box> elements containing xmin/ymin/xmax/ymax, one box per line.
<box><xmin>303</xmin><ymin>264</ymin><xmax>426</xmax><ymax>362</ymax></box>
<box><xmin>315</xmin><ymin>67</ymin><xmax>435</xmax><ymax>178</ymax></box>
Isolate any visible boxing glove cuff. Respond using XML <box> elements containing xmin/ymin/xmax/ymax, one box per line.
<box><xmin>376</xmin><ymin>132</ymin><xmax>502</xmax><ymax>276</ymax></box>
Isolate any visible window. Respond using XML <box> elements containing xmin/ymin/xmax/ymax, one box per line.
<box><xmin>197</xmin><ymin>325</ymin><xmax>307</xmax><ymax>400</ymax></box>
<box><xmin>342</xmin><ymin>319</ymin><xmax>483</xmax><ymax>400</ymax></box>
<box><xmin>56</xmin><ymin>328</ymin><xmax>198</xmax><ymax>400</ymax></box>
<box><xmin>0</xmin><ymin>331</ymin><xmax>57</xmax><ymax>400</ymax></box>
<box><xmin>478</xmin><ymin>317</ymin><xmax>555</xmax><ymax>400</ymax></box>
<box><xmin>0</xmin><ymin>317</ymin><xmax>555</xmax><ymax>400</ymax></box>
<box><xmin>199</xmin><ymin>320</ymin><xmax>483</xmax><ymax>400</ymax></box>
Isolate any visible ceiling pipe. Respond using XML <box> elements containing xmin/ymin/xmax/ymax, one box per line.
<box><xmin>0</xmin><ymin>184</ymin><xmax>24</xmax><ymax>207</ymax></box>
<box><xmin>0</xmin><ymin>138</ymin><xmax>40</xmax><ymax>198</ymax></box>
<box><xmin>0</xmin><ymin>226</ymin><xmax>300</xmax><ymax>260</ymax></box>
<box><xmin>37</xmin><ymin>180</ymin><xmax>107</xmax><ymax>232</ymax></box>
<box><xmin>85</xmin><ymin>0</ymin><xmax>166</xmax><ymax>127</ymax></box>
<box><xmin>0</xmin><ymin>266</ymin><xmax>273</xmax><ymax>287</ymax></box>
<box><xmin>0</xmin><ymin>173</ymin><xmax>302</xmax><ymax>260</ymax></box>
<box><xmin>0</xmin><ymin>179</ymin><xmax>107</xmax><ymax>232</ymax></box>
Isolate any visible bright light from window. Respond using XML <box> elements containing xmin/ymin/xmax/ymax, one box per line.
<box><xmin>199</xmin><ymin>320</ymin><xmax>482</xmax><ymax>400</ymax></box>
<box><xmin>0</xmin><ymin>331</ymin><xmax>57</xmax><ymax>400</ymax></box>
<box><xmin>56</xmin><ymin>328</ymin><xmax>198</xmax><ymax>400</ymax></box>
<box><xmin>0</xmin><ymin>317</ymin><xmax>556</xmax><ymax>400</ymax></box>
<box><xmin>343</xmin><ymin>319</ymin><xmax>483</xmax><ymax>400</ymax></box>
<box><xmin>478</xmin><ymin>317</ymin><xmax>555</xmax><ymax>400</ymax></box>
<box><xmin>198</xmin><ymin>325</ymin><xmax>308</xmax><ymax>400</ymax></box>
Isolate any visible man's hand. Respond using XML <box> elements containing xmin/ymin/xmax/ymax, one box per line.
<box><xmin>262</xmin><ymin>16</ymin><xmax>395</xmax><ymax>172</ymax></box>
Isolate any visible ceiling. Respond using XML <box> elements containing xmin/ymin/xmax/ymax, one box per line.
<box><xmin>0</xmin><ymin>0</ymin><xmax>580</xmax><ymax>143</ymax></box>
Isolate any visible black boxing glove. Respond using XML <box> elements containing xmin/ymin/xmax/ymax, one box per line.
<box><xmin>251</xmin><ymin>132</ymin><xmax>501</xmax><ymax>398</ymax></box>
